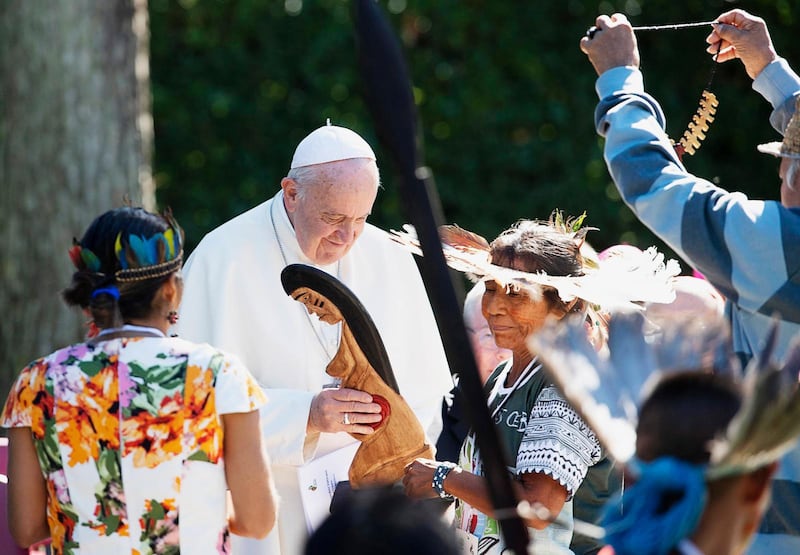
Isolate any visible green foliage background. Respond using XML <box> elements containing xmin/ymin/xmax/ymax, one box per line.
<box><xmin>150</xmin><ymin>0</ymin><xmax>798</xmax><ymax>271</ymax></box>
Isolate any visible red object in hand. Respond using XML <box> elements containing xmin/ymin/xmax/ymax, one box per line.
<box><xmin>369</xmin><ymin>394</ymin><xmax>392</xmax><ymax>430</ymax></box>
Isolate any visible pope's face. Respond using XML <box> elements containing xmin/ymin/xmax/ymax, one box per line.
<box><xmin>282</xmin><ymin>159</ymin><xmax>378</xmax><ymax>266</ymax></box>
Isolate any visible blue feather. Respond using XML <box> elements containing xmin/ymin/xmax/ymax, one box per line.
<box><xmin>144</xmin><ymin>234</ymin><xmax>159</xmax><ymax>265</ymax></box>
<box><xmin>128</xmin><ymin>235</ymin><xmax>152</xmax><ymax>266</ymax></box>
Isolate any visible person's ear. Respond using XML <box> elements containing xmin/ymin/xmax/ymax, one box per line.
<box><xmin>281</xmin><ymin>177</ymin><xmax>299</xmax><ymax>213</ymax></box>
<box><xmin>159</xmin><ymin>273</ymin><xmax>182</xmax><ymax>309</ymax></box>
<box><xmin>741</xmin><ymin>461</ymin><xmax>779</xmax><ymax>505</ymax></box>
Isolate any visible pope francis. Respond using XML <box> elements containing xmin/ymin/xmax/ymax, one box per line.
<box><xmin>176</xmin><ymin>122</ymin><xmax>453</xmax><ymax>555</ymax></box>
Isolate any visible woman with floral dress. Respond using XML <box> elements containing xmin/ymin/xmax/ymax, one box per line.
<box><xmin>2</xmin><ymin>207</ymin><xmax>277</xmax><ymax>554</ymax></box>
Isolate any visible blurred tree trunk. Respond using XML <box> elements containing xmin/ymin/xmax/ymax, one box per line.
<box><xmin>0</xmin><ymin>0</ymin><xmax>154</xmax><ymax>402</ymax></box>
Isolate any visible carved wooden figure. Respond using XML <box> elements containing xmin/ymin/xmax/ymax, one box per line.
<box><xmin>281</xmin><ymin>265</ymin><xmax>434</xmax><ymax>488</ymax></box>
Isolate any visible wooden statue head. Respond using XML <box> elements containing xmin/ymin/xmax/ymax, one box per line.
<box><xmin>281</xmin><ymin>264</ymin><xmax>400</xmax><ymax>393</ymax></box>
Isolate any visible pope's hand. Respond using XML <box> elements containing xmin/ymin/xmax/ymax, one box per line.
<box><xmin>307</xmin><ymin>387</ymin><xmax>382</xmax><ymax>435</ymax></box>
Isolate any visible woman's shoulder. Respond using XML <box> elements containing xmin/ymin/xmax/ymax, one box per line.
<box><xmin>162</xmin><ymin>338</ymin><xmax>259</xmax><ymax>386</ymax></box>
<box><xmin>21</xmin><ymin>341</ymin><xmax>101</xmax><ymax>374</ymax></box>
<box><xmin>163</xmin><ymin>338</ymin><xmax>266</xmax><ymax>411</ymax></box>
<box><xmin>161</xmin><ymin>337</ymin><xmax>244</xmax><ymax>368</ymax></box>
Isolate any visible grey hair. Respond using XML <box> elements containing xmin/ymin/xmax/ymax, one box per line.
<box><xmin>286</xmin><ymin>158</ymin><xmax>381</xmax><ymax>200</ymax></box>
<box><xmin>786</xmin><ymin>158</ymin><xmax>800</xmax><ymax>192</ymax></box>
<box><xmin>463</xmin><ymin>281</ymin><xmax>486</xmax><ymax>325</ymax></box>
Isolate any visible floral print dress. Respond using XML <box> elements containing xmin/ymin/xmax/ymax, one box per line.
<box><xmin>2</xmin><ymin>335</ymin><xmax>267</xmax><ymax>555</ymax></box>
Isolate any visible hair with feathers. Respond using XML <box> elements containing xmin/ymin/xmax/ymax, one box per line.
<box><xmin>389</xmin><ymin>210</ymin><xmax>678</xmax><ymax>314</ymax></box>
<box><xmin>489</xmin><ymin>215</ymin><xmax>588</xmax><ymax>315</ymax></box>
<box><xmin>63</xmin><ymin>206</ymin><xmax>184</xmax><ymax>329</ymax></box>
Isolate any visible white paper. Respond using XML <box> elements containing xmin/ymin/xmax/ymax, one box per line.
<box><xmin>297</xmin><ymin>441</ymin><xmax>360</xmax><ymax>533</ymax></box>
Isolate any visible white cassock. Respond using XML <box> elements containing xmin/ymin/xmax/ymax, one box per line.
<box><xmin>176</xmin><ymin>190</ymin><xmax>453</xmax><ymax>555</ymax></box>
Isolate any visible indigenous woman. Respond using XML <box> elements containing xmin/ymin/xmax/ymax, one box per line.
<box><xmin>2</xmin><ymin>207</ymin><xmax>277</xmax><ymax>554</ymax></box>
<box><xmin>403</xmin><ymin>218</ymin><xmax>608</xmax><ymax>555</ymax></box>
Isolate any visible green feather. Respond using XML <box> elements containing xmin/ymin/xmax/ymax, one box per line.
<box><xmin>80</xmin><ymin>248</ymin><xmax>101</xmax><ymax>273</ymax></box>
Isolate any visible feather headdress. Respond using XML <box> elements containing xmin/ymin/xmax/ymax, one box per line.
<box><xmin>114</xmin><ymin>213</ymin><xmax>183</xmax><ymax>282</ymax></box>
<box><xmin>69</xmin><ymin>239</ymin><xmax>102</xmax><ymax>273</ymax></box>
<box><xmin>68</xmin><ymin>210</ymin><xmax>184</xmax><ymax>283</ymax></box>
<box><xmin>388</xmin><ymin>221</ymin><xmax>680</xmax><ymax>313</ymax></box>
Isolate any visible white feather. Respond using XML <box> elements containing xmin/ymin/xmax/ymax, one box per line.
<box><xmin>388</xmin><ymin>226</ymin><xmax>680</xmax><ymax>313</ymax></box>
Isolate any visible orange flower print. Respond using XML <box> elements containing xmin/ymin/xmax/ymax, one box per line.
<box><xmin>185</xmin><ymin>363</ymin><xmax>222</xmax><ymax>463</ymax></box>
<box><xmin>123</xmin><ymin>395</ymin><xmax>185</xmax><ymax>468</ymax></box>
<box><xmin>2</xmin><ymin>359</ymin><xmax>51</xmax><ymax>437</ymax></box>
<box><xmin>45</xmin><ymin>475</ymin><xmax>78</xmax><ymax>553</ymax></box>
<box><xmin>57</xmin><ymin>366</ymin><xmax>120</xmax><ymax>466</ymax></box>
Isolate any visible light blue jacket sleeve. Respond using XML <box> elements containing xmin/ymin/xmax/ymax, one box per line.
<box><xmin>752</xmin><ymin>58</ymin><xmax>800</xmax><ymax>132</ymax></box>
<box><xmin>593</xmin><ymin>65</ymin><xmax>800</xmax><ymax>323</ymax></box>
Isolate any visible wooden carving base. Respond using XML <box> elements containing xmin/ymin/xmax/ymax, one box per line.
<box><xmin>329</xmin><ymin>325</ymin><xmax>434</xmax><ymax>488</ymax></box>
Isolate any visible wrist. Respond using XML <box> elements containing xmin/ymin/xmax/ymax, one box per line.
<box><xmin>432</xmin><ymin>462</ymin><xmax>458</xmax><ymax>500</ymax></box>
<box><xmin>749</xmin><ymin>51</ymin><xmax>778</xmax><ymax>81</ymax></box>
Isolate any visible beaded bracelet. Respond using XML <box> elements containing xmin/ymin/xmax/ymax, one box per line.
<box><xmin>432</xmin><ymin>462</ymin><xmax>457</xmax><ymax>500</ymax></box>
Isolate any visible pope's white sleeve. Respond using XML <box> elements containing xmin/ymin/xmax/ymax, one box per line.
<box><xmin>258</xmin><ymin>388</ymin><xmax>318</xmax><ymax>466</ymax></box>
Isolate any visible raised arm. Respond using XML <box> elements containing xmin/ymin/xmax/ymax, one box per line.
<box><xmin>706</xmin><ymin>9</ymin><xmax>800</xmax><ymax>134</ymax></box>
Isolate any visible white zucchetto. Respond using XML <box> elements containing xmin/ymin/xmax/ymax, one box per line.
<box><xmin>290</xmin><ymin>120</ymin><xmax>376</xmax><ymax>169</ymax></box>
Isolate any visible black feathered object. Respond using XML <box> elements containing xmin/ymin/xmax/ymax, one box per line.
<box><xmin>353</xmin><ymin>0</ymin><xmax>529</xmax><ymax>550</ymax></box>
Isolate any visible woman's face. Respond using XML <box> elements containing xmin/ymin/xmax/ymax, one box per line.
<box><xmin>481</xmin><ymin>279</ymin><xmax>554</xmax><ymax>352</ymax></box>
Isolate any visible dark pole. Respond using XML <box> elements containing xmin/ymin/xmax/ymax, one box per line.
<box><xmin>353</xmin><ymin>1</ymin><xmax>529</xmax><ymax>551</ymax></box>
